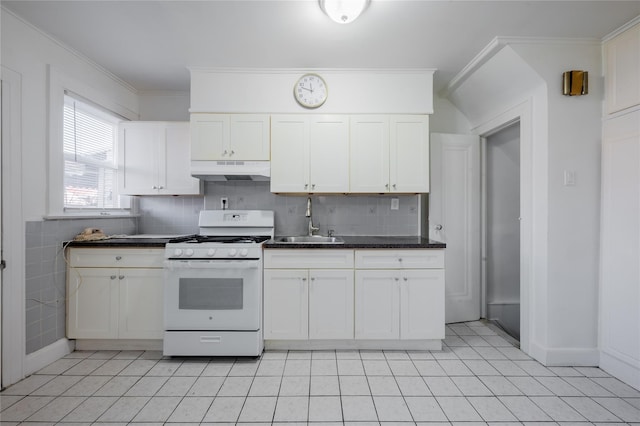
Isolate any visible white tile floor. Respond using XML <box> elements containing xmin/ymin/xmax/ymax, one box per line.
<box><xmin>2</xmin><ymin>321</ymin><xmax>640</xmax><ymax>425</ymax></box>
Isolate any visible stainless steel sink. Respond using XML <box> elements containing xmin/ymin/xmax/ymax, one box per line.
<box><xmin>274</xmin><ymin>235</ymin><xmax>345</xmax><ymax>244</ymax></box>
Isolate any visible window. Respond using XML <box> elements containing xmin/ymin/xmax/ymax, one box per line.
<box><xmin>63</xmin><ymin>94</ymin><xmax>122</xmax><ymax>209</ymax></box>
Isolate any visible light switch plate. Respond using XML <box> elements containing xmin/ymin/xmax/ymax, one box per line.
<box><xmin>563</xmin><ymin>170</ymin><xmax>576</xmax><ymax>186</ymax></box>
<box><xmin>391</xmin><ymin>198</ymin><xmax>399</xmax><ymax>210</ymax></box>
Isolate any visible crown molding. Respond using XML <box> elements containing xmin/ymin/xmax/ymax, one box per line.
<box><xmin>602</xmin><ymin>15</ymin><xmax>640</xmax><ymax>42</ymax></box>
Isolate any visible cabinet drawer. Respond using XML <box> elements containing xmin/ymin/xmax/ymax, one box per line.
<box><xmin>68</xmin><ymin>248</ymin><xmax>164</xmax><ymax>268</ymax></box>
<box><xmin>355</xmin><ymin>249</ymin><xmax>444</xmax><ymax>269</ymax></box>
<box><xmin>265</xmin><ymin>249</ymin><xmax>354</xmax><ymax>269</ymax></box>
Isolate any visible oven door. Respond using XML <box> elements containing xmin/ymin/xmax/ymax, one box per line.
<box><xmin>164</xmin><ymin>259</ymin><xmax>261</xmax><ymax>331</ymax></box>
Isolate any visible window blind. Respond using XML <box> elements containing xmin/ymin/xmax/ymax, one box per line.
<box><xmin>63</xmin><ymin>94</ymin><xmax>120</xmax><ymax>209</ymax></box>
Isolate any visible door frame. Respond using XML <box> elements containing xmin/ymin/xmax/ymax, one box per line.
<box><xmin>1</xmin><ymin>66</ymin><xmax>25</xmax><ymax>387</ymax></box>
<box><xmin>474</xmin><ymin>99</ymin><xmax>533</xmax><ymax>355</ymax></box>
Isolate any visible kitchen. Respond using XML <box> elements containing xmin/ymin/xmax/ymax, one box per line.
<box><xmin>2</xmin><ymin>0</ymin><xmax>640</xmax><ymax>415</ymax></box>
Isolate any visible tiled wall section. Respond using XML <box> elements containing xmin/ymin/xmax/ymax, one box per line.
<box><xmin>25</xmin><ymin>217</ymin><xmax>136</xmax><ymax>354</ymax></box>
<box><xmin>138</xmin><ymin>182</ymin><xmax>421</xmax><ymax>236</ymax></box>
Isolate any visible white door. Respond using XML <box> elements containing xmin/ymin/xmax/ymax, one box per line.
<box><xmin>391</xmin><ymin>115</ymin><xmax>430</xmax><ymax>192</ymax></box>
<box><xmin>355</xmin><ymin>270</ymin><xmax>399</xmax><ymax>339</ymax></box>
<box><xmin>118</xmin><ymin>269</ymin><xmax>164</xmax><ymax>339</ymax></box>
<box><xmin>0</xmin><ymin>78</ymin><xmax>3</xmax><ymax>387</ymax></box>
<box><xmin>430</xmin><ymin>133</ymin><xmax>481</xmax><ymax>323</ymax></box>
<box><xmin>350</xmin><ymin>116</ymin><xmax>389</xmax><ymax>193</ymax></box>
<box><xmin>308</xmin><ymin>116</ymin><xmax>349</xmax><ymax>193</ymax></box>
<box><xmin>308</xmin><ymin>269</ymin><xmax>354</xmax><ymax>339</ymax></box>
<box><xmin>400</xmin><ymin>270</ymin><xmax>445</xmax><ymax>339</ymax></box>
<box><xmin>270</xmin><ymin>115</ymin><xmax>309</xmax><ymax>193</ymax></box>
<box><xmin>263</xmin><ymin>269</ymin><xmax>309</xmax><ymax>339</ymax></box>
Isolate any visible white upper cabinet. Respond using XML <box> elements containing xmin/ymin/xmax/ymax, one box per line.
<box><xmin>118</xmin><ymin>122</ymin><xmax>201</xmax><ymax>195</ymax></box>
<box><xmin>191</xmin><ymin>114</ymin><xmax>270</xmax><ymax>161</ymax></box>
<box><xmin>350</xmin><ymin>115</ymin><xmax>429</xmax><ymax>193</ymax></box>
<box><xmin>350</xmin><ymin>115</ymin><xmax>390</xmax><ymax>193</ymax></box>
<box><xmin>605</xmin><ymin>23</ymin><xmax>640</xmax><ymax>114</ymax></box>
<box><xmin>271</xmin><ymin>115</ymin><xmax>349</xmax><ymax>193</ymax></box>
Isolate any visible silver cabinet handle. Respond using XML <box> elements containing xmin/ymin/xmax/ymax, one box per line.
<box><xmin>385</xmin><ymin>183</ymin><xmax>389</xmax><ymax>189</ymax></box>
<box><xmin>222</xmin><ymin>150</ymin><xmax>228</xmax><ymax>156</ymax></box>
<box><xmin>403</xmin><ymin>277</ymin><xmax>408</xmax><ymax>281</ymax></box>
<box><xmin>394</xmin><ymin>277</ymin><xmax>400</xmax><ymax>281</ymax></box>
<box><xmin>110</xmin><ymin>275</ymin><xmax>117</xmax><ymax>280</ymax></box>
<box><xmin>311</xmin><ymin>184</ymin><xmax>316</xmax><ymax>190</ymax></box>
<box><xmin>304</xmin><ymin>184</ymin><xmax>308</xmax><ymax>189</ymax></box>
<box><xmin>119</xmin><ymin>275</ymin><xmax>125</xmax><ymax>280</ymax></box>
<box><xmin>398</xmin><ymin>258</ymin><xmax>403</xmax><ymax>262</ymax></box>
<box><xmin>310</xmin><ymin>277</ymin><xmax>315</xmax><ymax>281</ymax></box>
<box><xmin>392</xmin><ymin>184</ymin><xmax>397</xmax><ymax>189</ymax></box>
<box><xmin>115</xmin><ymin>256</ymin><xmax>122</xmax><ymax>261</ymax></box>
<box><xmin>230</xmin><ymin>150</ymin><xmax>235</xmax><ymax>156</ymax></box>
<box><xmin>302</xmin><ymin>277</ymin><xmax>307</xmax><ymax>281</ymax></box>
<box><xmin>435</xmin><ymin>224</ymin><xmax>443</xmax><ymax>231</ymax></box>
<box><xmin>152</xmin><ymin>185</ymin><xmax>158</xmax><ymax>189</ymax></box>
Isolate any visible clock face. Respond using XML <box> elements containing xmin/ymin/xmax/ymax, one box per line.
<box><xmin>294</xmin><ymin>74</ymin><xmax>328</xmax><ymax>108</ymax></box>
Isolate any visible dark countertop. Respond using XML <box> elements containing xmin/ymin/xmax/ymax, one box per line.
<box><xmin>65</xmin><ymin>235</ymin><xmax>446</xmax><ymax>249</ymax></box>
<box><xmin>264</xmin><ymin>236</ymin><xmax>446</xmax><ymax>249</ymax></box>
<box><xmin>65</xmin><ymin>237</ymin><xmax>175</xmax><ymax>248</ymax></box>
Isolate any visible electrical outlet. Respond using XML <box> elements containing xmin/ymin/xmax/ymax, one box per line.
<box><xmin>563</xmin><ymin>170</ymin><xmax>576</xmax><ymax>186</ymax></box>
<box><xmin>391</xmin><ymin>198</ymin><xmax>399</xmax><ymax>210</ymax></box>
<box><xmin>221</xmin><ymin>197</ymin><xmax>228</xmax><ymax>209</ymax></box>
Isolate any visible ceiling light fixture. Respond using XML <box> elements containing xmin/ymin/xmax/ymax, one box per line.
<box><xmin>319</xmin><ymin>0</ymin><xmax>371</xmax><ymax>24</ymax></box>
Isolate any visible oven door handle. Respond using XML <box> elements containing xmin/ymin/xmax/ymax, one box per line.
<box><xmin>164</xmin><ymin>260</ymin><xmax>261</xmax><ymax>270</ymax></box>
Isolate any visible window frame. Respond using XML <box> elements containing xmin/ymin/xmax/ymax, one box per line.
<box><xmin>48</xmin><ymin>67</ymin><xmax>139</xmax><ymax>218</ymax></box>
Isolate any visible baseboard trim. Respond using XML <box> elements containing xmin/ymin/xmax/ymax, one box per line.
<box><xmin>75</xmin><ymin>339</ymin><xmax>163</xmax><ymax>351</ymax></box>
<box><xmin>25</xmin><ymin>338</ymin><xmax>75</xmax><ymax>376</ymax></box>
<box><xmin>265</xmin><ymin>339</ymin><xmax>442</xmax><ymax>351</ymax></box>
<box><xmin>529</xmin><ymin>341</ymin><xmax>600</xmax><ymax>366</ymax></box>
<box><xmin>600</xmin><ymin>350</ymin><xmax>640</xmax><ymax>391</ymax></box>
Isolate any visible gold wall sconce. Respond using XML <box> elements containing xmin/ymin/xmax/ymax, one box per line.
<box><xmin>563</xmin><ymin>70</ymin><xmax>588</xmax><ymax>96</ymax></box>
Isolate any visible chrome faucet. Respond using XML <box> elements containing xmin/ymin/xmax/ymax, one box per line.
<box><xmin>305</xmin><ymin>197</ymin><xmax>320</xmax><ymax>236</ymax></box>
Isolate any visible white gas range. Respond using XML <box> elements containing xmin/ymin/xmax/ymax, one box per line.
<box><xmin>163</xmin><ymin>210</ymin><xmax>274</xmax><ymax>357</ymax></box>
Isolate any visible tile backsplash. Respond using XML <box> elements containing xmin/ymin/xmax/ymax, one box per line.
<box><xmin>138</xmin><ymin>182</ymin><xmax>421</xmax><ymax>236</ymax></box>
<box><xmin>25</xmin><ymin>217</ymin><xmax>136</xmax><ymax>354</ymax></box>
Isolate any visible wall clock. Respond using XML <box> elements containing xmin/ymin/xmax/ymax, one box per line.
<box><xmin>294</xmin><ymin>73</ymin><xmax>328</xmax><ymax>108</ymax></box>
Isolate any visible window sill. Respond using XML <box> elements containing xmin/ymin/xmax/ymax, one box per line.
<box><xmin>44</xmin><ymin>212</ymin><xmax>140</xmax><ymax>220</ymax></box>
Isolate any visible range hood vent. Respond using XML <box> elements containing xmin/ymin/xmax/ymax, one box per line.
<box><xmin>190</xmin><ymin>160</ymin><xmax>270</xmax><ymax>182</ymax></box>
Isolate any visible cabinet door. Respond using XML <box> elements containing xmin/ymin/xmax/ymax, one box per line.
<box><xmin>605</xmin><ymin>24</ymin><xmax>640</xmax><ymax>114</ymax></box>
<box><xmin>230</xmin><ymin>115</ymin><xmax>270</xmax><ymax>160</ymax></box>
<box><xmin>308</xmin><ymin>116</ymin><xmax>349</xmax><ymax>192</ymax></box>
<box><xmin>355</xmin><ymin>270</ymin><xmax>399</xmax><ymax>339</ymax></box>
<box><xmin>264</xmin><ymin>269</ymin><xmax>309</xmax><ymax>339</ymax></box>
<box><xmin>161</xmin><ymin>122</ymin><xmax>202</xmax><ymax>195</ymax></box>
<box><xmin>390</xmin><ymin>115</ymin><xmax>430</xmax><ymax>192</ymax></box>
<box><xmin>309</xmin><ymin>269</ymin><xmax>354</xmax><ymax>339</ymax></box>
<box><xmin>350</xmin><ymin>116</ymin><xmax>390</xmax><ymax>193</ymax></box>
<box><xmin>118</xmin><ymin>268</ymin><xmax>164</xmax><ymax>339</ymax></box>
<box><xmin>67</xmin><ymin>268</ymin><xmax>118</xmax><ymax>339</ymax></box>
<box><xmin>270</xmin><ymin>115</ymin><xmax>309</xmax><ymax>192</ymax></box>
<box><xmin>400</xmin><ymin>270</ymin><xmax>445</xmax><ymax>339</ymax></box>
<box><xmin>118</xmin><ymin>123</ymin><xmax>159</xmax><ymax>195</ymax></box>
<box><xmin>190</xmin><ymin>113</ymin><xmax>229</xmax><ymax>160</ymax></box>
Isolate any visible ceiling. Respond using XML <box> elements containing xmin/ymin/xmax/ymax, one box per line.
<box><xmin>3</xmin><ymin>1</ymin><xmax>640</xmax><ymax>93</ymax></box>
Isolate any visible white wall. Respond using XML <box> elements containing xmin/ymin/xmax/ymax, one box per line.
<box><xmin>1</xmin><ymin>8</ymin><xmax>141</xmax><ymax>382</ymax></box>
<box><xmin>447</xmin><ymin>39</ymin><xmax>602</xmax><ymax>365</ymax></box>
<box><xmin>139</xmin><ymin>91</ymin><xmax>190</xmax><ymax>121</ymax></box>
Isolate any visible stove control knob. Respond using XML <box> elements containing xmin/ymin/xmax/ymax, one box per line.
<box><xmin>239</xmin><ymin>249</ymin><xmax>249</xmax><ymax>257</ymax></box>
<box><xmin>173</xmin><ymin>249</ymin><xmax>183</xmax><ymax>257</ymax></box>
<box><xmin>228</xmin><ymin>249</ymin><xmax>238</xmax><ymax>257</ymax></box>
<box><xmin>207</xmin><ymin>248</ymin><xmax>217</xmax><ymax>257</ymax></box>
<box><xmin>185</xmin><ymin>249</ymin><xmax>194</xmax><ymax>257</ymax></box>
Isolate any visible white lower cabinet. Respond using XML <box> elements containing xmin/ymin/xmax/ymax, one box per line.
<box><xmin>66</xmin><ymin>248</ymin><xmax>164</xmax><ymax>340</ymax></box>
<box><xmin>264</xmin><ymin>248</ymin><xmax>444</xmax><ymax>347</ymax></box>
<box><xmin>355</xmin><ymin>250</ymin><xmax>445</xmax><ymax>340</ymax></box>
<box><xmin>263</xmin><ymin>250</ymin><xmax>354</xmax><ymax>340</ymax></box>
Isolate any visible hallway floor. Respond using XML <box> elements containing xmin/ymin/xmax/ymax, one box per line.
<box><xmin>1</xmin><ymin>321</ymin><xmax>639</xmax><ymax>424</ymax></box>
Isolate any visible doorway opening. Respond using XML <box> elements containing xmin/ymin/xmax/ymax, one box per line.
<box><xmin>482</xmin><ymin>121</ymin><xmax>521</xmax><ymax>341</ymax></box>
